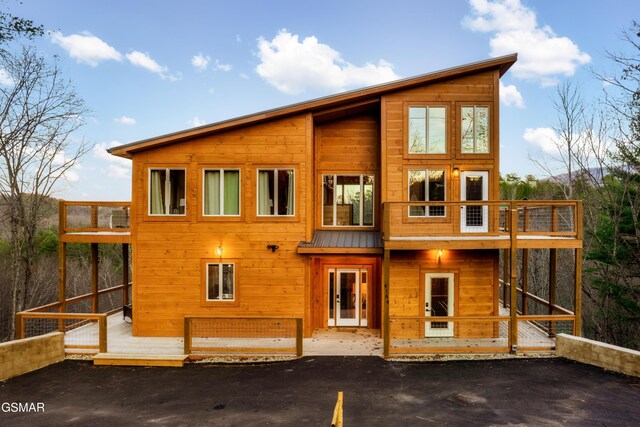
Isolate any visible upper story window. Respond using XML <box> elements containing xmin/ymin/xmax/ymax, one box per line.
<box><xmin>257</xmin><ymin>169</ymin><xmax>295</xmax><ymax>216</ymax></box>
<box><xmin>206</xmin><ymin>263</ymin><xmax>235</xmax><ymax>301</ymax></box>
<box><xmin>149</xmin><ymin>168</ymin><xmax>186</xmax><ymax>216</ymax></box>
<box><xmin>323</xmin><ymin>174</ymin><xmax>374</xmax><ymax>227</ymax></box>
<box><xmin>408</xmin><ymin>169</ymin><xmax>446</xmax><ymax>217</ymax></box>
<box><xmin>203</xmin><ymin>169</ymin><xmax>240</xmax><ymax>216</ymax></box>
<box><xmin>408</xmin><ymin>106</ymin><xmax>446</xmax><ymax>154</ymax></box>
<box><xmin>461</xmin><ymin>106</ymin><xmax>489</xmax><ymax>154</ymax></box>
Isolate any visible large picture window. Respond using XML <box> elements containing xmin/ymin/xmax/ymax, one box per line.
<box><xmin>206</xmin><ymin>263</ymin><xmax>235</xmax><ymax>301</ymax></box>
<box><xmin>257</xmin><ymin>169</ymin><xmax>295</xmax><ymax>216</ymax></box>
<box><xmin>408</xmin><ymin>106</ymin><xmax>446</xmax><ymax>154</ymax></box>
<box><xmin>323</xmin><ymin>174</ymin><xmax>374</xmax><ymax>227</ymax></box>
<box><xmin>149</xmin><ymin>168</ymin><xmax>186</xmax><ymax>216</ymax></box>
<box><xmin>461</xmin><ymin>106</ymin><xmax>489</xmax><ymax>153</ymax></box>
<box><xmin>408</xmin><ymin>169</ymin><xmax>446</xmax><ymax>217</ymax></box>
<box><xmin>203</xmin><ymin>169</ymin><xmax>240</xmax><ymax>216</ymax></box>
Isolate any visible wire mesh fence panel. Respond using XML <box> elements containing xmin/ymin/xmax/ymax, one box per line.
<box><xmin>188</xmin><ymin>318</ymin><xmax>300</xmax><ymax>355</ymax></box>
<box><xmin>98</xmin><ymin>290</ymin><xmax>123</xmax><ymax>313</ymax></box>
<box><xmin>517</xmin><ymin>319</ymin><xmax>574</xmax><ymax>349</ymax></box>
<box><xmin>23</xmin><ymin>317</ymin><xmax>60</xmax><ymax>338</ymax></box>
<box><xmin>389</xmin><ymin>318</ymin><xmax>511</xmax><ymax>354</ymax></box>
<box><xmin>64</xmin><ymin>318</ymin><xmax>101</xmax><ymax>352</ymax></box>
<box><xmin>65</xmin><ymin>205</ymin><xmax>92</xmax><ymax>229</ymax></box>
<box><xmin>65</xmin><ymin>299</ymin><xmax>92</xmax><ymax>314</ymax></box>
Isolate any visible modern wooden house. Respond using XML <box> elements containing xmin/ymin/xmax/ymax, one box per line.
<box><xmin>44</xmin><ymin>54</ymin><xmax>583</xmax><ymax>356</ymax></box>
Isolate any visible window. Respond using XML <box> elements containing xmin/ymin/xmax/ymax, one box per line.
<box><xmin>408</xmin><ymin>106</ymin><xmax>446</xmax><ymax>154</ymax></box>
<box><xmin>206</xmin><ymin>263</ymin><xmax>235</xmax><ymax>301</ymax></box>
<box><xmin>323</xmin><ymin>174</ymin><xmax>374</xmax><ymax>226</ymax></box>
<box><xmin>408</xmin><ymin>169</ymin><xmax>446</xmax><ymax>217</ymax></box>
<box><xmin>149</xmin><ymin>168</ymin><xmax>186</xmax><ymax>215</ymax></box>
<box><xmin>257</xmin><ymin>169</ymin><xmax>295</xmax><ymax>216</ymax></box>
<box><xmin>203</xmin><ymin>169</ymin><xmax>240</xmax><ymax>216</ymax></box>
<box><xmin>461</xmin><ymin>106</ymin><xmax>489</xmax><ymax>153</ymax></box>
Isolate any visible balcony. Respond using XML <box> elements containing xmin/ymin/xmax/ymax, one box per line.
<box><xmin>59</xmin><ymin>200</ymin><xmax>132</xmax><ymax>244</ymax></box>
<box><xmin>382</xmin><ymin>200</ymin><xmax>583</xmax><ymax>250</ymax></box>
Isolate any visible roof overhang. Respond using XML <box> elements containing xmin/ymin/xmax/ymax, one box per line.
<box><xmin>108</xmin><ymin>53</ymin><xmax>517</xmax><ymax>159</ymax></box>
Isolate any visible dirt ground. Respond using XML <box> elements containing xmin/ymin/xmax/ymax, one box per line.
<box><xmin>1</xmin><ymin>357</ymin><xmax>639</xmax><ymax>426</ymax></box>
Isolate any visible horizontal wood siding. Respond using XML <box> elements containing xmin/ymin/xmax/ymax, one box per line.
<box><xmin>389</xmin><ymin>249</ymin><xmax>498</xmax><ymax>339</ymax></box>
<box><xmin>131</xmin><ymin>116</ymin><xmax>308</xmax><ymax>336</ymax></box>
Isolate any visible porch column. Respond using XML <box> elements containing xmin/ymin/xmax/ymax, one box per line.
<box><xmin>574</xmin><ymin>248</ymin><xmax>583</xmax><ymax>336</ymax></box>
<box><xmin>57</xmin><ymin>200</ymin><xmax>67</xmax><ymax>333</ymax></box>
<box><xmin>122</xmin><ymin>243</ymin><xmax>129</xmax><ymax>306</ymax></box>
<box><xmin>509</xmin><ymin>207</ymin><xmax>518</xmax><ymax>351</ymax></box>
<box><xmin>521</xmin><ymin>248</ymin><xmax>528</xmax><ymax>315</ymax></box>
<box><xmin>548</xmin><ymin>248</ymin><xmax>557</xmax><ymax>336</ymax></box>
<box><xmin>382</xmin><ymin>249</ymin><xmax>390</xmax><ymax>358</ymax></box>
<box><xmin>91</xmin><ymin>243</ymin><xmax>99</xmax><ymax>313</ymax></box>
<box><xmin>502</xmin><ymin>249</ymin><xmax>509</xmax><ymax>308</ymax></box>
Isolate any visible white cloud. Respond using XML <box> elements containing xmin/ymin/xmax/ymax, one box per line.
<box><xmin>215</xmin><ymin>59</ymin><xmax>232</xmax><ymax>72</ymax></box>
<box><xmin>94</xmin><ymin>141</ymin><xmax>131</xmax><ymax>178</ymax></box>
<box><xmin>256</xmin><ymin>29</ymin><xmax>400</xmax><ymax>94</ymax></box>
<box><xmin>0</xmin><ymin>69</ymin><xmax>13</xmax><ymax>85</ymax></box>
<box><xmin>51</xmin><ymin>31</ymin><xmax>122</xmax><ymax>67</ymax></box>
<box><xmin>114</xmin><ymin>116</ymin><xmax>136</xmax><ymax>125</ymax></box>
<box><xmin>192</xmin><ymin>53</ymin><xmax>210</xmax><ymax>71</ymax></box>
<box><xmin>188</xmin><ymin>117</ymin><xmax>206</xmax><ymax>127</ymax></box>
<box><xmin>499</xmin><ymin>81</ymin><xmax>525</xmax><ymax>108</ymax></box>
<box><xmin>523</xmin><ymin>127</ymin><xmax>558</xmax><ymax>154</ymax></box>
<box><xmin>126</xmin><ymin>50</ymin><xmax>181</xmax><ymax>81</ymax></box>
<box><xmin>463</xmin><ymin>0</ymin><xmax>590</xmax><ymax>86</ymax></box>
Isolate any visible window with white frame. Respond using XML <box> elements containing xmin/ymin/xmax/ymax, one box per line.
<box><xmin>203</xmin><ymin>169</ymin><xmax>240</xmax><ymax>216</ymax></box>
<box><xmin>408</xmin><ymin>169</ymin><xmax>446</xmax><ymax>217</ymax></box>
<box><xmin>323</xmin><ymin>174</ymin><xmax>374</xmax><ymax>226</ymax></box>
<box><xmin>257</xmin><ymin>169</ymin><xmax>295</xmax><ymax>216</ymax></box>
<box><xmin>408</xmin><ymin>106</ymin><xmax>446</xmax><ymax>154</ymax></box>
<box><xmin>461</xmin><ymin>106</ymin><xmax>489</xmax><ymax>153</ymax></box>
<box><xmin>206</xmin><ymin>263</ymin><xmax>235</xmax><ymax>301</ymax></box>
<box><xmin>149</xmin><ymin>168</ymin><xmax>186</xmax><ymax>215</ymax></box>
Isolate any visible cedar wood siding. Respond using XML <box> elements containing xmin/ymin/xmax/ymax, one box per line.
<box><xmin>130</xmin><ymin>116</ymin><xmax>308</xmax><ymax>336</ymax></box>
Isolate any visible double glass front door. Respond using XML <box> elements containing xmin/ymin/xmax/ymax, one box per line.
<box><xmin>328</xmin><ymin>268</ymin><xmax>368</xmax><ymax>327</ymax></box>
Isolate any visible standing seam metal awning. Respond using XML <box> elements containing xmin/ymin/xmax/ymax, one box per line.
<box><xmin>297</xmin><ymin>231</ymin><xmax>383</xmax><ymax>254</ymax></box>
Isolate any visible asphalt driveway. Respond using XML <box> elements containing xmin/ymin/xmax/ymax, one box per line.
<box><xmin>1</xmin><ymin>357</ymin><xmax>639</xmax><ymax>426</ymax></box>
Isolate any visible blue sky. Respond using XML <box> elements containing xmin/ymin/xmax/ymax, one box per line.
<box><xmin>3</xmin><ymin>0</ymin><xmax>638</xmax><ymax>200</ymax></box>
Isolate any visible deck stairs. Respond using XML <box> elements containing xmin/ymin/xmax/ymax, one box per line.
<box><xmin>92</xmin><ymin>353</ymin><xmax>188</xmax><ymax>367</ymax></box>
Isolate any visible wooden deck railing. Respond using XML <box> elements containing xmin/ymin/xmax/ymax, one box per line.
<box><xmin>15</xmin><ymin>312</ymin><xmax>107</xmax><ymax>353</ymax></box>
<box><xmin>184</xmin><ymin>316</ymin><xmax>303</xmax><ymax>357</ymax></box>
<box><xmin>382</xmin><ymin>200</ymin><xmax>582</xmax><ymax>240</ymax></box>
<box><xmin>59</xmin><ymin>200</ymin><xmax>131</xmax><ymax>234</ymax></box>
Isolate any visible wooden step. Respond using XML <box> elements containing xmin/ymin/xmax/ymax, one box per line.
<box><xmin>93</xmin><ymin>353</ymin><xmax>188</xmax><ymax>367</ymax></box>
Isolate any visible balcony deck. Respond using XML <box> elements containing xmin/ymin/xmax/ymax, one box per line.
<box><xmin>382</xmin><ymin>200</ymin><xmax>583</xmax><ymax>250</ymax></box>
<box><xmin>58</xmin><ymin>200</ymin><xmax>131</xmax><ymax>243</ymax></box>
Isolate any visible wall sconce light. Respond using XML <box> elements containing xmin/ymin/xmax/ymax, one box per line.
<box><xmin>215</xmin><ymin>245</ymin><xmax>223</xmax><ymax>257</ymax></box>
<box><xmin>452</xmin><ymin>167</ymin><xmax>460</xmax><ymax>178</ymax></box>
<box><xmin>266</xmin><ymin>244</ymin><xmax>279</xmax><ymax>253</ymax></box>
<box><xmin>437</xmin><ymin>249</ymin><xmax>444</xmax><ymax>259</ymax></box>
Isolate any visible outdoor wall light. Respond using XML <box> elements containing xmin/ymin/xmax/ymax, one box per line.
<box><xmin>452</xmin><ymin>167</ymin><xmax>460</xmax><ymax>178</ymax></box>
<box><xmin>437</xmin><ymin>249</ymin><xmax>444</xmax><ymax>259</ymax></box>
<box><xmin>266</xmin><ymin>244</ymin><xmax>279</xmax><ymax>252</ymax></box>
<box><xmin>215</xmin><ymin>245</ymin><xmax>223</xmax><ymax>257</ymax></box>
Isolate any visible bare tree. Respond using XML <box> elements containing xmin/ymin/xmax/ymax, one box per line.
<box><xmin>0</xmin><ymin>46</ymin><xmax>89</xmax><ymax>340</ymax></box>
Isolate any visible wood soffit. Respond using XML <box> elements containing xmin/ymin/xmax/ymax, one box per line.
<box><xmin>108</xmin><ymin>54</ymin><xmax>517</xmax><ymax>159</ymax></box>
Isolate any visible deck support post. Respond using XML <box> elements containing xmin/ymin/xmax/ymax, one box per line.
<box><xmin>548</xmin><ymin>248</ymin><xmax>557</xmax><ymax>336</ymax></box>
<box><xmin>122</xmin><ymin>243</ymin><xmax>129</xmax><ymax>306</ymax></box>
<box><xmin>382</xmin><ymin>249</ymin><xmax>390</xmax><ymax>358</ymax></box>
<box><xmin>91</xmin><ymin>243</ymin><xmax>99</xmax><ymax>313</ymax></box>
<box><xmin>509</xmin><ymin>207</ymin><xmax>519</xmax><ymax>352</ymax></box>
<box><xmin>574</xmin><ymin>248</ymin><xmax>583</xmax><ymax>336</ymax></box>
<box><xmin>521</xmin><ymin>248</ymin><xmax>528</xmax><ymax>315</ymax></box>
<box><xmin>502</xmin><ymin>249</ymin><xmax>509</xmax><ymax>308</ymax></box>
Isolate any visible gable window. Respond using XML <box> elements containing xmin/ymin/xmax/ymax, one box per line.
<box><xmin>203</xmin><ymin>169</ymin><xmax>240</xmax><ymax>216</ymax></box>
<box><xmin>408</xmin><ymin>106</ymin><xmax>446</xmax><ymax>154</ymax></box>
<box><xmin>323</xmin><ymin>174</ymin><xmax>374</xmax><ymax>227</ymax></box>
<box><xmin>206</xmin><ymin>263</ymin><xmax>235</xmax><ymax>301</ymax></box>
<box><xmin>149</xmin><ymin>168</ymin><xmax>186</xmax><ymax>215</ymax></box>
<box><xmin>408</xmin><ymin>169</ymin><xmax>446</xmax><ymax>217</ymax></box>
<box><xmin>461</xmin><ymin>106</ymin><xmax>489</xmax><ymax>153</ymax></box>
<box><xmin>257</xmin><ymin>169</ymin><xmax>294</xmax><ymax>216</ymax></box>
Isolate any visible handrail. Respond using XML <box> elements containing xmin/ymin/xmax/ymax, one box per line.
<box><xmin>22</xmin><ymin>284</ymin><xmax>128</xmax><ymax>313</ymax></box>
<box><xmin>500</xmin><ymin>280</ymin><xmax>574</xmax><ymax>315</ymax></box>
<box><xmin>184</xmin><ymin>316</ymin><xmax>303</xmax><ymax>357</ymax></box>
<box><xmin>15</xmin><ymin>312</ymin><xmax>108</xmax><ymax>352</ymax></box>
<box><xmin>59</xmin><ymin>200</ymin><xmax>131</xmax><ymax>235</ymax></box>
